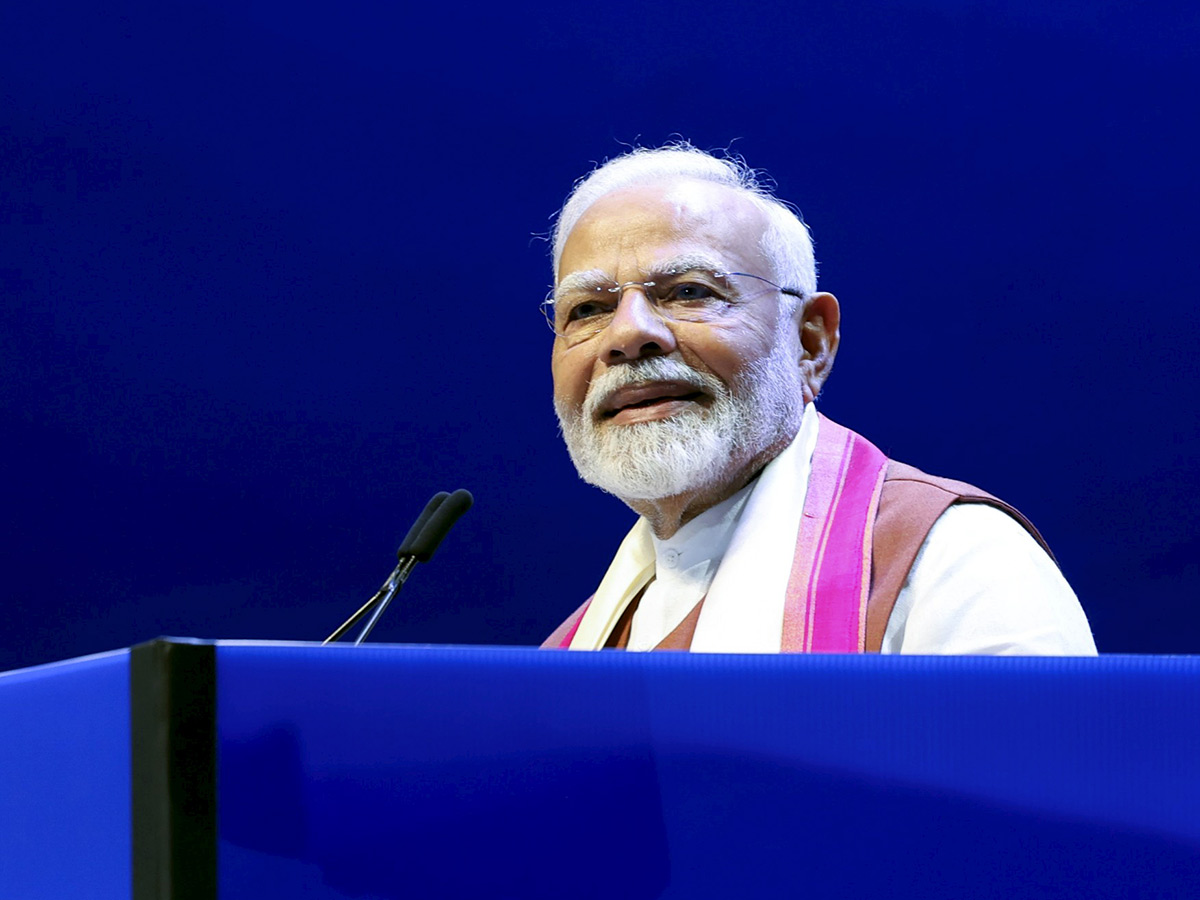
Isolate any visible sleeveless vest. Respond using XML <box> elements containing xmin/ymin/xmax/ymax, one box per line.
<box><xmin>540</xmin><ymin>417</ymin><xmax>1051</xmax><ymax>653</ymax></box>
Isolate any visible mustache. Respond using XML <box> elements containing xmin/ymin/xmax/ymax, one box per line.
<box><xmin>582</xmin><ymin>357</ymin><xmax>724</xmax><ymax>421</ymax></box>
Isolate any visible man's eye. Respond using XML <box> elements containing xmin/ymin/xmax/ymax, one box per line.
<box><xmin>568</xmin><ymin>301</ymin><xmax>608</xmax><ymax>321</ymax></box>
<box><xmin>665</xmin><ymin>282</ymin><xmax>719</xmax><ymax>304</ymax></box>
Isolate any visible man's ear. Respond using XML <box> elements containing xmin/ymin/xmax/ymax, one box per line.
<box><xmin>796</xmin><ymin>291</ymin><xmax>840</xmax><ymax>403</ymax></box>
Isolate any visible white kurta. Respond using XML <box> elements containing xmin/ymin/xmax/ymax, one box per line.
<box><xmin>570</xmin><ymin>406</ymin><xmax>1097</xmax><ymax>655</ymax></box>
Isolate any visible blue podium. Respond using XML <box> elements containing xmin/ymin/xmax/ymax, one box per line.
<box><xmin>3</xmin><ymin>640</ymin><xmax>1199</xmax><ymax>899</ymax></box>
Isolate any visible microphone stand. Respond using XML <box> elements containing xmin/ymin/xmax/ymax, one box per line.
<box><xmin>321</xmin><ymin>555</ymin><xmax>418</xmax><ymax>645</ymax></box>
<box><xmin>322</xmin><ymin>489</ymin><xmax>473</xmax><ymax>645</ymax></box>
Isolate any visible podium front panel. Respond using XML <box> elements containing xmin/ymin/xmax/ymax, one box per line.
<box><xmin>5</xmin><ymin>642</ymin><xmax>1199</xmax><ymax>898</ymax></box>
<box><xmin>0</xmin><ymin>649</ymin><xmax>131</xmax><ymax>900</ymax></box>
<box><xmin>213</xmin><ymin>645</ymin><xmax>1200</xmax><ymax>899</ymax></box>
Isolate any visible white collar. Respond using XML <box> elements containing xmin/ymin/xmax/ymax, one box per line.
<box><xmin>626</xmin><ymin>482</ymin><xmax>755</xmax><ymax>650</ymax></box>
<box><xmin>649</xmin><ymin>482</ymin><xmax>753</xmax><ymax>592</ymax></box>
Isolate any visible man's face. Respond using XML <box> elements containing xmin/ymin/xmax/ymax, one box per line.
<box><xmin>551</xmin><ymin>179</ymin><xmax>806</xmax><ymax>501</ymax></box>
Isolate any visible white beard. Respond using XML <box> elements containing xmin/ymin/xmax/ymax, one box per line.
<box><xmin>555</xmin><ymin>340</ymin><xmax>805</xmax><ymax>502</ymax></box>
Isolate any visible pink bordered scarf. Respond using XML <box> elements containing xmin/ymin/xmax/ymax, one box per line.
<box><xmin>548</xmin><ymin>411</ymin><xmax>888</xmax><ymax>653</ymax></box>
<box><xmin>779</xmin><ymin>415</ymin><xmax>887</xmax><ymax>652</ymax></box>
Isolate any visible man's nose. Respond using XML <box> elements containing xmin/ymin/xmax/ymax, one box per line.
<box><xmin>599</xmin><ymin>286</ymin><xmax>678</xmax><ymax>362</ymax></box>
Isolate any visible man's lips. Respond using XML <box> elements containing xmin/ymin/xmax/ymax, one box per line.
<box><xmin>598</xmin><ymin>381</ymin><xmax>708</xmax><ymax>419</ymax></box>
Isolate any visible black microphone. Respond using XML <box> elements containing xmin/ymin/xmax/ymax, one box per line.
<box><xmin>405</xmin><ymin>489</ymin><xmax>473</xmax><ymax>561</ymax></box>
<box><xmin>322</xmin><ymin>490</ymin><xmax>472</xmax><ymax>644</ymax></box>
<box><xmin>352</xmin><ymin>489</ymin><xmax>474</xmax><ymax>643</ymax></box>
<box><xmin>397</xmin><ymin>491</ymin><xmax>450</xmax><ymax>557</ymax></box>
<box><xmin>322</xmin><ymin>492</ymin><xmax>449</xmax><ymax>644</ymax></box>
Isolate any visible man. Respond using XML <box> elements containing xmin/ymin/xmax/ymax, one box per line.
<box><xmin>541</xmin><ymin>144</ymin><xmax>1096</xmax><ymax>655</ymax></box>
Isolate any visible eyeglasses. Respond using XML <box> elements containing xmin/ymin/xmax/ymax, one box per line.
<box><xmin>541</xmin><ymin>268</ymin><xmax>805</xmax><ymax>345</ymax></box>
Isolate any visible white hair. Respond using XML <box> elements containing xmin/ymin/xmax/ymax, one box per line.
<box><xmin>551</xmin><ymin>142</ymin><xmax>817</xmax><ymax>303</ymax></box>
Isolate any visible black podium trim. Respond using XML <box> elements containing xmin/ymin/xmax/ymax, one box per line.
<box><xmin>131</xmin><ymin>639</ymin><xmax>217</xmax><ymax>900</ymax></box>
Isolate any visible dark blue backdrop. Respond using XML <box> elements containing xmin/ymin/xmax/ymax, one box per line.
<box><xmin>3</xmin><ymin>0</ymin><xmax>1198</xmax><ymax>670</ymax></box>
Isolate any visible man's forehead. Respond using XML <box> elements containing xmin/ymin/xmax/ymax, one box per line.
<box><xmin>578</xmin><ymin>178</ymin><xmax>760</xmax><ymax>227</ymax></box>
<box><xmin>557</xmin><ymin>178</ymin><xmax>768</xmax><ymax>281</ymax></box>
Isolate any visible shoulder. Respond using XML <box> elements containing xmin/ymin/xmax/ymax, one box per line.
<box><xmin>880</xmin><ymin>460</ymin><xmax>1053</xmax><ymax>557</ymax></box>
<box><xmin>866</xmin><ymin>454</ymin><xmax>1095</xmax><ymax>655</ymax></box>
<box><xmin>866</xmin><ymin>457</ymin><xmax>1061</xmax><ymax>649</ymax></box>
<box><xmin>882</xmin><ymin>503</ymin><xmax>1097</xmax><ymax>655</ymax></box>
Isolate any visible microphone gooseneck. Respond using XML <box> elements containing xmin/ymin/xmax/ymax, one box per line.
<box><xmin>322</xmin><ymin>489</ymin><xmax>473</xmax><ymax>645</ymax></box>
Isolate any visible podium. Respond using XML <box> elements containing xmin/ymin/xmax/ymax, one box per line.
<box><xmin>3</xmin><ymin>640</ymin><xmax>1199</xmax><ymax>899</ymax></box>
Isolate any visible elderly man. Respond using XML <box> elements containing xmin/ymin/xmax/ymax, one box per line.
<box><xmin>541</xmin><ymin>144</ymin><xmax>1096</xmax><ymax>655</ymax></box>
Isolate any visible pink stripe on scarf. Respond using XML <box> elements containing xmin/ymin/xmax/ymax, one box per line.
<box><xmin>557</xmin><ymin>605</ymin><xmax>587</xmax><ymax>648</ymax></box>
<box><xmin>783</xmin><ymin>416</ymin><xmax>888</xmax><ymax>653</ymax></box>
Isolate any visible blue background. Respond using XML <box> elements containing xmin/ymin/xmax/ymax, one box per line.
<box><xmin>2</xmin><ymin>0</ymin><xmax>1198</xmax><ymax>669</ymax></box>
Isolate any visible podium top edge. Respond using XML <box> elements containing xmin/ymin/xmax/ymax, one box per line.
<box><xmin>0</xmin><ymin>646</ymin><xmax>131</xmax><ymax>681</ymax></box>
<box><xmin>6</xmin><ymin>641</ymin><xmax>1200</xmax><ymax>678</ymax></box>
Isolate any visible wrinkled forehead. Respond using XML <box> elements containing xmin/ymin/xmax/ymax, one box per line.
<box><xmin>556</xmin><ymin>179</ymin><xmax>772</xmax><ymax>284</ymax></box>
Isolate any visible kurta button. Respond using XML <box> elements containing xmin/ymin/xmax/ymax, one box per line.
<box><xmin>663</xmin><ymin>548</ymin><xmax>680</xmax><ymax>568</ymax></box>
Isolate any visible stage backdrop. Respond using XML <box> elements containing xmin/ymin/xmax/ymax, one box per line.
<box><xmin>2</xmin><ymin>0</ymin><xmax>1198</xmax><ymax>669</ymax></box>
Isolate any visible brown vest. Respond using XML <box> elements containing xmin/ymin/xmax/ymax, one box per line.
<box><xmin>542</xmin><ymin>460</ymin><xmax>1052</xmax><ymax>653</ymax></box>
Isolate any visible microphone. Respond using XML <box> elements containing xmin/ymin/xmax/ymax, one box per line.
<box><xmin>398</xmin><ymin>491</ymin><xmax>450</xmax><ymax>556</ymax></box>
<box><xmin>322</xmin><ymin>490</ymin><xmax>473</xmax><ymax>645</ymax></box>
<box><xmin>322</xmin><ymin>492</ymin><xmax>448</xmax><ymax>644</ymax></box>
<box><xmin>402</xmin><ymin>489</ymin><xmax>474</xmax><ymax>562</ymax></box>
<box><xmin>352</xmin><ymin>489</ymin><xmax>473</xmax><ymax>643</ymax></box>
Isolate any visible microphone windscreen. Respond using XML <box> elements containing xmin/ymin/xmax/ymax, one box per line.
<box><xmin>409</xmin><ymin>489</ymin><xmax>473</xmax><ymax>561</ymax></box>
<box><xmin>397</xmin><ymin>492</ymin><xmax>449</xmax><ymax>558</ymax></box>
